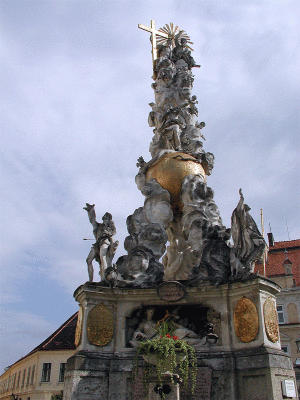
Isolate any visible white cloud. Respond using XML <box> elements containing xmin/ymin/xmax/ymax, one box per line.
<box><xmin>0</xmin><ymin>308</ymin><xmax>57</xmax><ymax>371</ymax></box>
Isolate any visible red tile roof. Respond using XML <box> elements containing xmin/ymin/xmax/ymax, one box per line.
<box><xmin>30</xmin><ymin>312</ymin><xmax>78</xmax><ymax>352</ymax></box>
<box><xmin>269</xmin><ymin>239</ymin><xmax>300</xmax><ymax>249</ymax></box>
<box><xmin>255</xmin><ymin>239</ymin><xmax>300</xmax><ymax>286</ymax></box>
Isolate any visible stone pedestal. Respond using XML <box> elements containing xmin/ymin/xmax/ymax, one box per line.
<box><xmin>63</xmin><ymin>277</ymin><xmax>298</xmax><ymax>400</ymax></box>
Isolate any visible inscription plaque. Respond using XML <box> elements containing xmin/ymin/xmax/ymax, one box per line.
<box><xmin>157</xmin><ymin>281</ymin><xmax>185</xmax><ymax>301</ymax></box>
<box><xmin>281</xmin><ymin>380</ymin><xmax>296</xmax><ymax>398</ymax></box>
<box><xmin>87</xmin><ymin>303</ymin><xmax>114</xmax><ymax>346</ymax></box>
<box><xmin>181</xmin><ymin>367</ymin><xmax>212</xmax><ymax>400</ymax></box>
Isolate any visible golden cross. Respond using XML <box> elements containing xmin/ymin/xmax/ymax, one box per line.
<box><xmin>138</xmin><ymin>20</ymin><xmax>169</xmax><ymax>64</ymax></box>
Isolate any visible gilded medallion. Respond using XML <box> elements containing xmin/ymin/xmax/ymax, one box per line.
<box><xmin>146</xmin><ymin>152</ymin><xmax>206</xmax><ymax>212</ymax></box>
<box><xmin>234</xmin><ymin>297</ymin><xmax>259</xmax><ymax>343</ymax></box>
<box><xmin>263</xmin><ymin>298</ymin><xmax>279</xmax><ymax>343</ymax></box>
<box><xmin>87</xmin><ymin>303</ymin><xmax>114</xmax><ymax>346</ymax></box>
<box><xmin>75</xmin><ymin>305</ymin><xmax>83</xmax><ymax>347</ymax></box>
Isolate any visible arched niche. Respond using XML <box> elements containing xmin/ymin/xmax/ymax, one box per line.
<box><xmin>125</xmin><ymin>304</ymin><xmax>221</xmax><ymax>347</ymax></box>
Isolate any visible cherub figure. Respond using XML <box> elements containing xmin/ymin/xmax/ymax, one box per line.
<box><xmin>84</xmin><ymin>204</ymin><xmax>118</xmax><ymax>282</ymax></box>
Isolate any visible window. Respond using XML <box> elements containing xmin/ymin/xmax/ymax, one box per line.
<box><xmin>17</xmin><ymin>371</ymin><xmax>21</xmax><ymax>388</ymax></box>
<box><xmin>41</xmin><ymin>363</ymin><xmax>51</xmax><ymax>382</ymax></box>
<box><xmin>281</xmin><ymin>344</ymin><xmax>290</xmax><ymax>355</ymax></box>
<box><xmin>30</xmin><ymin>365</ymin><xmax>35</xmax><ymax>385</ymax></box>
<box><xmin>26</xmin><ymin>367</ymin><xmax>31</xmax><ymax>386</ymax></box>
<box><xmin>21</xmin><ymin>369</ymin><xmax>26</xmax><ymax>387</ymax></box>
<box><xmin>59</xmin><ymin>363</ymin><xmax>66</xmax><ymax>382</ymax></box>
<box><xmin>277</xmin><ymin>305</ymin><xmax>285</xmax><ymax>324</ymax></box>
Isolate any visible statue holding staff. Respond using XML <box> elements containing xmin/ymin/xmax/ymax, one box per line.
<box><xmin>231</xmin><ymin>189</ymin><xmax>267</xmax><ymax>273</ymax></box>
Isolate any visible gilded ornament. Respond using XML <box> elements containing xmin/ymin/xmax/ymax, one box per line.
<box><xmin>146</xmin><ymin>152</ymin><xmax>206</xmax><ymax>212</ymax></box>
<box><xmin>75</xmin><ymin>306</ymin><xmax>83</xmax><ymax>347</ymax></box>
<box><xmin>234</xmin><ymin>297</ymin><xmax>259</xmax><ymax>343</ymax></box>
<box><xmin>87</xmin><ymin>303</ymin><xmax>114</xmax><ymax>346</ymax></box>
<box><xmin>263</xmin><ymin>298</ymin><xmax>279</xmax><ymax>343</ymax></box>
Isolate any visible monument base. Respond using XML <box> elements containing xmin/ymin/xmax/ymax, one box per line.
<box><xmin>63</xmin><ymin>277</ymin><xmax>298</xmax><ymax>400</ymax></box>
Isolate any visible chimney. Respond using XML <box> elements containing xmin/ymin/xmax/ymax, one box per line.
<box><xmin>283</xmin><ymin>249</ymin><xmax>293</xmax><ymax>275</ymax></box>
<box><xmin>267</xmin><ymin>232</ymin><xmax>274</xmax><ymax>247</ymax></box>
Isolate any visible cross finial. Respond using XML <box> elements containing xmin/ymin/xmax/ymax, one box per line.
<box><xmin>138</xmin><ymin>20</ymin><xmax>168</xmax><ymax>65</ymax></box>
<box><xmin>284</xmin><ymin>248</ymin><xmax>288</xmax><ymax>259</ymax></box>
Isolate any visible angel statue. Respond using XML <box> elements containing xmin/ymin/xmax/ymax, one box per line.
<box><xmin>84</xmin><ymin>203</ymin><xmax>119</xmax><ymax>282</ymax></box>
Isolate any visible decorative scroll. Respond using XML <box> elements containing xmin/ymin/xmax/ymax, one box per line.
<box><xmin>74</xmin><ymin>306</ymin><xmax>83</xmax><ymax>347</ymax></box>
<box><xmin>263</xmin><ymin>298</ymin><xmax>279</xmax><ymax>343</ymax></box>
<box><xmin>234</xmin><ymin>297</ymin><xmax>259</xmax><ymax>343</ymax></box>
<box><xmin>87</xmin><ymin>303</ymin><xmax>114</xmax><ymax>346</ymax></box>
<box><xmin>157</xmin><ymin>281</ymin><xmax>185</xmax><ymax>301</ymax></box>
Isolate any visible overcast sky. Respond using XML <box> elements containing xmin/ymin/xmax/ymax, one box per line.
<box><xmin>0</xmin><ymin>0</ymin><xmax>299</xmax><ymax>372</ymax></box>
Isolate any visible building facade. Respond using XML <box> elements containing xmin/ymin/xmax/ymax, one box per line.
<box><xmin>255</xmin><ymin>238</ymin><xmax>300</xmax><ymax>393</ymax></box>
<box><xmin>0</xmin><ymin>313</ymin><xmax>77</xmax><ymax>400</ymax></box>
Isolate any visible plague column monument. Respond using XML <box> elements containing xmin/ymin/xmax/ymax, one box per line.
<box><xmin>63</xmin><ymin>22</ymin><xmax>298</xmax><ymax>400</ymax></box>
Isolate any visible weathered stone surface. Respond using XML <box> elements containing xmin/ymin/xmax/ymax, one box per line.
<box><xmin>180</xmin><ymin>367</ymin><xmax>212</xmax><ymax>400</ymax></box>
<box><xmin>64</xmin><ymin>346</ymin><xmax>297</xmax><ymax>400</ymax></box>
<box><xmin>64</xmin><ymin>278</ymin><xmax>299</xmax><ymax>399</ymax></box>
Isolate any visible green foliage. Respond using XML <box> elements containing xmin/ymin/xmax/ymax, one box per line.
<box><xmin>132</xmin><ymin>334</ymin><xmax>197</xmax><ymax>397</ymax></box>
<box><xmin>156</xmin><ymin>319</ymin><xmax>175</xmax><ymax>337</ymax></box>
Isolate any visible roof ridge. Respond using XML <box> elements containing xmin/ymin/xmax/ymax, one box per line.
<box><xmin>1</xmin><ymin>311</ymin><xmax>78</xmax><ymax>374</ymax></box>
<box><xmin>275</xmin><ymin>239</ymin><xmax>300</xmax><ymax>244</ymax></box>
<box><xmin>40</xmin><ymin>312</ymin><xmax>78</xmax><ymax>349</ymax></box>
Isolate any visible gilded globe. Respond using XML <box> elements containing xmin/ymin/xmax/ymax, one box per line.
<box><xmin>146</xmin><ymin>152</ymin><xmax>206</xmax><ymax>213</ymax></box>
